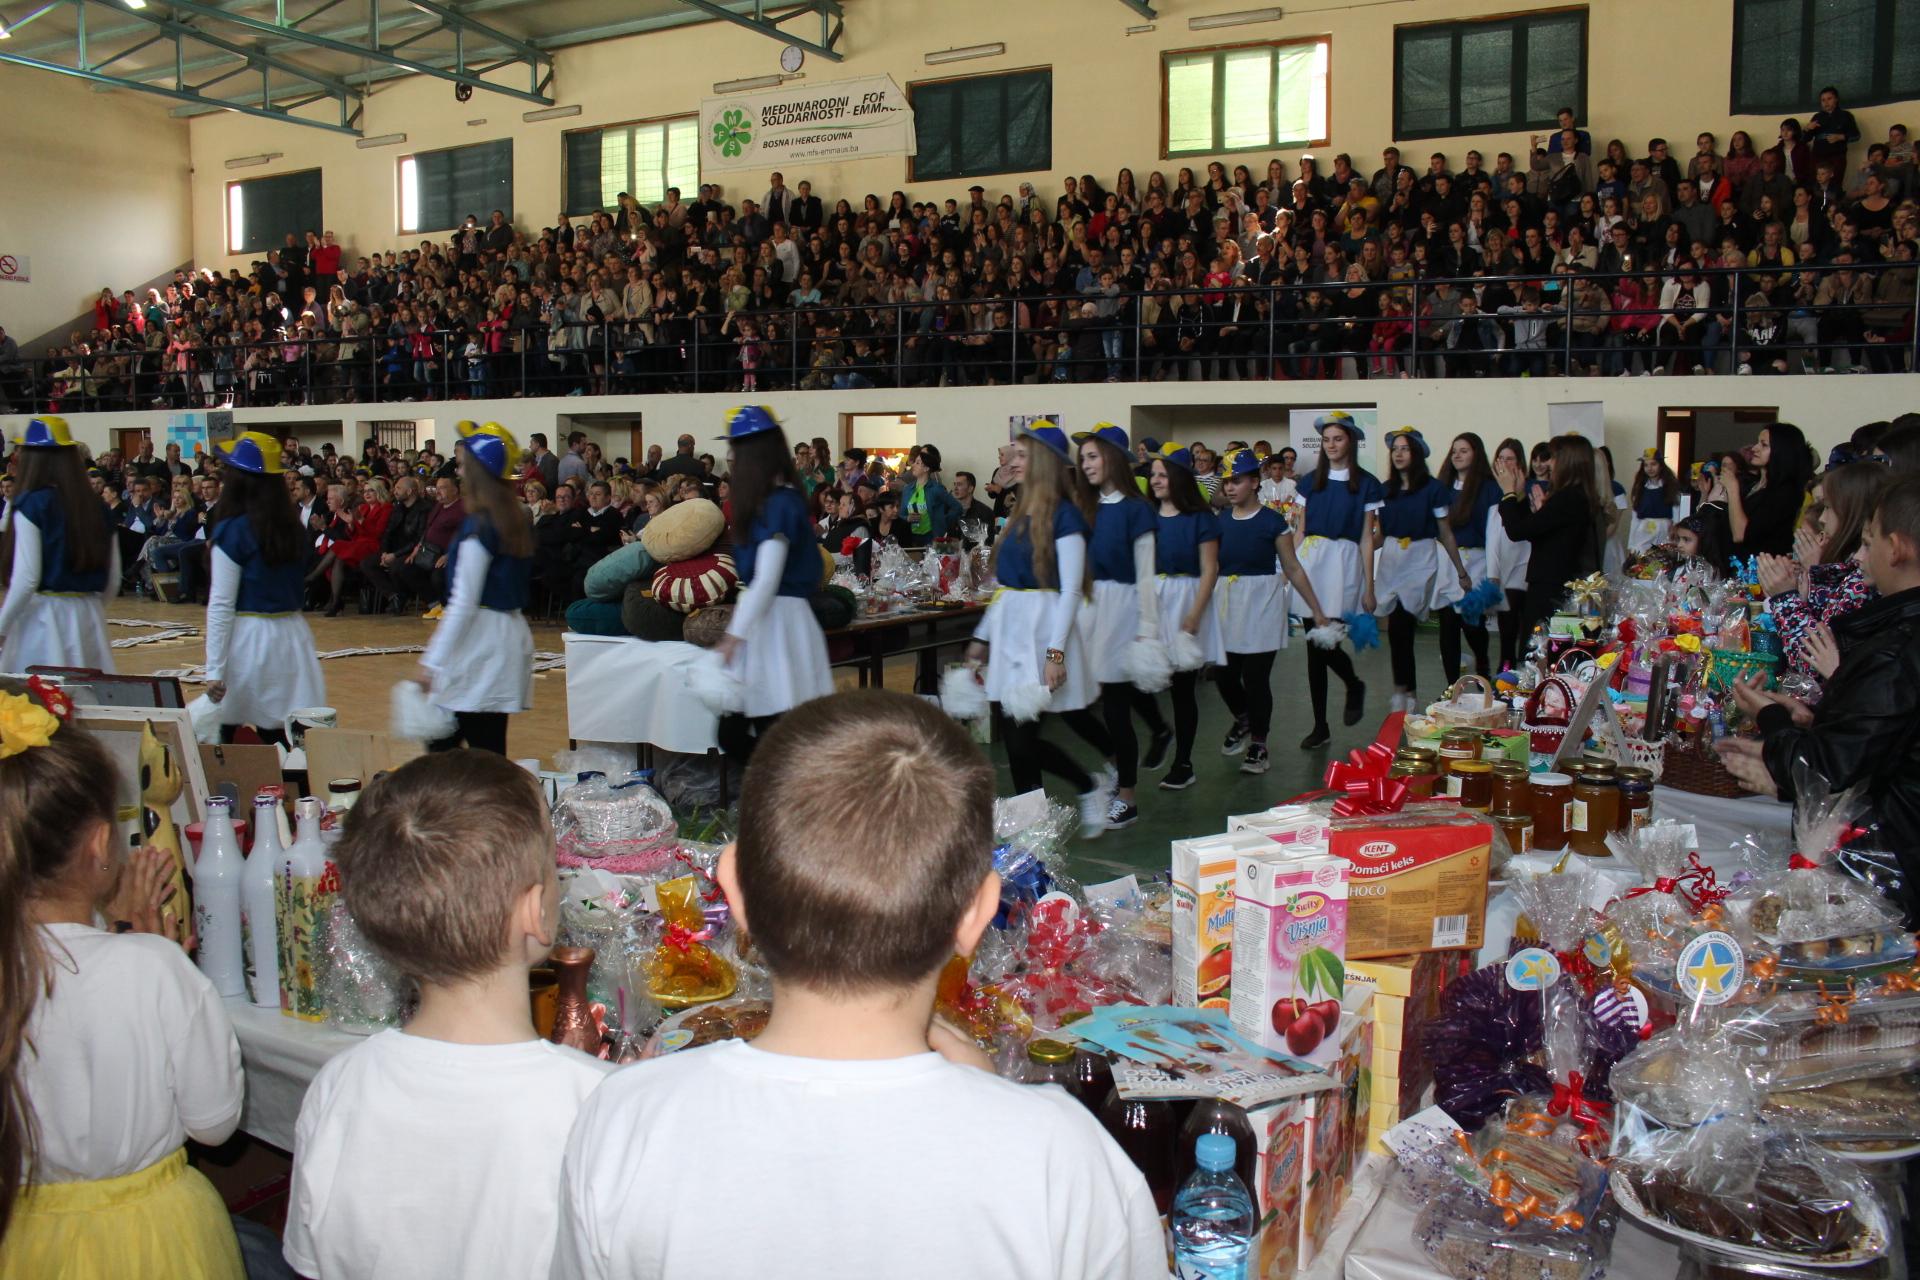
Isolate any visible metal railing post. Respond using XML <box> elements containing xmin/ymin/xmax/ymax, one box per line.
<box><xmin>1729</xmin><ymin>267</ymin><xmax>1744</xmax><ymax>374</ymax></box>
<box><xmin>1409</xmin><ymin>278</ymin><xmax>1422</xmax><ymax>380</ymax></box>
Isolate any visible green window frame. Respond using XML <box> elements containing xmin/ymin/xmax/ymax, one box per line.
<box><xmin>399</xmin><ymin>139</ymin><xmax>513</xmax><ymax>236</ymax></box>
<box><xmin>226</xmin><ymin>169</ymin><xmax>323</xmax><ymax>255</ymax></box>
<box><xmin>1393</xmin><ymin>8</ymin><xmax>1587</xmax><ymax>141</ymax></box>
<box><xmin>563</xmin><ymin>116</ymin><xmax>700</xmax><ymax>216</ymax></box>
<box><xmin>909</xmin><ymin>68</ymin><xmax>1052</xmax><ymax>183</ymax></box>
<box><xmin>1162</xmin><ymin>36</ymin><xmax>1332</xmax><ymax>159</ymax></box>
<box><xmin>1732</xmin><ymin>0</ymin><xmax>1920</xmax><ymax>114</ymax></box>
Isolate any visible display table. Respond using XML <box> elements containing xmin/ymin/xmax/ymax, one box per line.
<box><xmin>228</xmin><ymin>1000</ymin><xmax>359</xmax><ymax>1151</ymax></box>
<box><xmin>1652</xmin><ymin>786</ymin><xmax>1794</xmax><ymax>856</ymax></box>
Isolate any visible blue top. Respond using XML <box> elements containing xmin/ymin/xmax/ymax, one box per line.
<box><xmin>1378</xmin><ymin>477</ymin><xmax>1450</xmax><ymax>541</ymax></box>
<box><xmin>1300</xmin><ymin>470</ymin><xmax>1386</xmax><ymax>542</ymax></box>
<box><xmin>1218</xmin><ymin>506</ymin><xmax>1288</xmax><ymax>577</ymax></box>
<box><xmin>212</xmin><ymin>517</ymin><xmax>305</xmax><ymax>613</ymax></box>
<box><xmin>1154</xmin><ymin>509</ymin><xmax>1220</xmax><ymax>576</ymax></box>
<box><xmin>735</xmin><ymin>485</ymin><xmax>820</xmax><ymax>598</ymax></box>
<box><xmin>14</xmin><ymin>487</ymin><xmax>109</xmax><ymax>594</ymax></box>
<box><xmin>1446</xmin><ymin>477</ymin><xmax>1504</xmax><ymax>549</ymax></box>
<box><xmin>1089</xmin><ymin>496</ymin><xmax>1157</xmax><ymax>583</ymax></box>
<box><xmin>996</xmin><ymin>503</ymin><xmax>1090</xmax><ymax>590</ymax></box>
<box><xmin>1633</xmin><ymin>484</ymin><xmax>1677</xmax><ymax>520</ymax></box>
<box><xmin>447</xmin><ymin>515</ymin><xmax>532</xmax><ymax>611</ymax></box>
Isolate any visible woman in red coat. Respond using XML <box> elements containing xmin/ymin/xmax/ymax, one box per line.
<box><xmin>311</xmin><ymin>480</ymin><xmax>391</xmax><ymax>616</ymax></box>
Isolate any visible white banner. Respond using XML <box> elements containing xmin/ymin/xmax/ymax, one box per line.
<box><xmin>699</xmin><ymin>75</ymin><xmax>915</xmax><ymax>173</ymax></box>
<box><xmin>1287</xmin><ymin>407</ymin><xmax>1378</xmax><ymax>477</ymax></box>
<box><xmin>0</xmin><ymin>254</ymin><xmax>28</xmax><ymax>284</ymax></box>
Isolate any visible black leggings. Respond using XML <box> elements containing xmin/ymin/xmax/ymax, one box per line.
<box><xmin>1498</xmin><ymin>588</ymin><xmax>1529</xmax><ymax>669</ymax></box>
<box><xmin>1437</xmin><ymin>607</ymin><xmax>1492</xmax><ymax>685</ymax></box>
<box><xmin>718</xmin><ymin>713</ymin><xmax>777</xmax><ymax>765</ymax></box>
<box><xmin>997</xmin><ymin>705</ymin><xmax>1108</xmax><ymax>795</ymax></box>
<box><xmin>1168</xmin><ymin>669</ymin><xmax>1201</xmax><ymax>768</ymax></box>
<box><xmin>1306</xmin><ymin>642</ymin><xmax>1359</xmax><ymax>728</ymax></box>
<box><xmin>1069</xmin><ymin>683</ymin><xmax>1166</xmax><ymax>790</ymax></box>
<box><xmin>1386</xmin><ymin>607</ymin><xmax>1419</xmax><ymax>692</ymax></box>
<box><xmin>1217</xmin><ymin>651</ymin><xmax>1278</xmax><ymax>741</ymax></box>
<box><xmin>428</xmin><ymin>711</ymin><xmax>508</xmax><ymax>756</ymax></box>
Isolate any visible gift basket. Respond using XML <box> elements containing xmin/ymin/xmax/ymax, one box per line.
<box><xmin>552</xmin><ymin>771</ymin><xmax>679</xmax><ymax>875</ymax></box>
<box><xmin>1521</xmin><ymin>676</ymin><xmax>1579</xmax><ymax>757</ymax></box>
<box><xmin>1427</xmin><ymin>674</ymin><xmax>1512</xmax><ymax>731</ymax></box>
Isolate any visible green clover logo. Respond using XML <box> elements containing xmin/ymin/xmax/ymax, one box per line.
<box><xmin>712</xmin><ymin>108</ymin><xmax>751</xmax><ymax>158</ymax></box>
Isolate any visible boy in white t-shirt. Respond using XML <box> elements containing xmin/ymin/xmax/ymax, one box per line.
<box><xmin>282</xmin><ymin>750</ymin><xmax>611</xmax><ymax>1280</ymax></box>
<box><xmin>552</xmin><ymin>690</ymin><xmax>1167</xmax><ymax>1280</ymax></box>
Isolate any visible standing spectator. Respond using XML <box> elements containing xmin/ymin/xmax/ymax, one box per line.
<box><xmin>1810</xmin><ymin>86</ymin><xmax>1862</xmax><ymax>178</ymax></box>
<box><xmin>1725</xmin><ymin>421</ymin><xmax>1814</xmax><ymax>557</ymax></box>
<box><xmin>526</xmin><ymin>433</ymin><xmax>560</xmax><ymax>490</ymax></box>
<box><xmin>558</xmin><ymin>431</ymin><xmax>592</xmax><ymax>489</ymax></box>
<box><xmin>654</xmin><ymin>434</ymin><xmax>705</xmax><ymax>481</ymax></box>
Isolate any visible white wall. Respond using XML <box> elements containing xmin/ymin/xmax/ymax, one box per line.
<box><xmin>0</xmin><ymin>70</ymin><xmax>192</xmax><ymax>349</ymax></box>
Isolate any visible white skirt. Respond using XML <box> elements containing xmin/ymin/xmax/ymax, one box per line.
<box><xmin>980</xmin><ymin>588</ymin><xmax>1095</xmax><ymax>714</ymax></box>
<box><xmin>215</xmin><ymin>614</ymin><xmax>326</xmax><ymax>728</ymax></box>
<box><xmin>432</xmin><ymin>608</ymin><xmax>535</xmax><ymax>715</ymax></box>
<box><xmin>1484</xmin><ymin>506</ymin><xmax>1531</xmax><ymax>590</ymax></box>
<box><xmin>1156</xmin><ymin>576</ymin><xmax>1225</xmax><ymax>667</ymax></box>
<box><xmin>1216</xmin><ymin>573</ymin><xmax>1288</xmax><ymax>655</ymax></box>
<box><xmin>1084</xmin><ymin>579</ymin><xmax>1142</xmax><ymax>685</ymax></box>
<box><xmin>1374</xmin><ymin>537</ymin><xmax>1440</xmax><ymax>619</ymax></box>
<box><xmin>0</xmin><ymin>593</ymin><xmax>115</xmax><ymax>673</ymax></box>
<box><xmin>729</xmin><ymin>594</ymin><xmax>833</xmax><ymax>719</ymax></box>
<box><xmin>1627</xmin><ymin>517</ymin><xmax>1671</xmax><ymax>554</ymax></box>
<box><xmin>1292</xmin><ymin>536</ymin><xmax>1363</xmax><ymax>619</ymax></box>
<box><xmin>1430</xmin><ymin>546</ymin><xmax>1504</xmax><ymax>614</ymax></box>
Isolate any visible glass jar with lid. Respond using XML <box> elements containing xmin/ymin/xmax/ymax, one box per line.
<box><xmin>1447</xmin><ymin>760</ymin><xmax>1494</xmax><ymax>812</ymax></box>
<box><xmin>1025</xmin><ymin>1039</ymin><xmax>1078</xmax><ymax>1089</ymax></box>
<box><xmin>1616</xmin><ymin>767</ymin><xmax>1655</xmax><ymax>832</ymax></box>
<box><xmin>1568</xmin><ymin>765</ymin><xmax>1619</xmax><ymax>856</ymax></box>
<box><xmin>1489</xmin><ymin>761</ymin><xmax>1531</xmax><ymax>816</ymax></box>
<box><xmin>1438</xmin><ymin>729</ymin><xmax>1482</xmax><ymax>765</ymax></box>
<box><xmin>1530</xmin><ymin>773</ymin><xmax>1574</xmax><ymax>852</ymax></box>
<box><xmin>1495</xmin><ymin>812</ymin><xmax>1534</xmax><ymax>855</ymax></box>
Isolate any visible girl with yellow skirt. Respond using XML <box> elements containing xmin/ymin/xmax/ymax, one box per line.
<box><xmin>0</xmin><ymin>679</ymin><xmax>245</xmax><ymax>1279</ymax></box>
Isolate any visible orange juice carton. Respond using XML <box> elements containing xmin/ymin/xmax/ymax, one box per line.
<box><xmin>1246</xmin><ymin>1094</ymin><xmax>1310</xmax><ymax>1279</ymax></box>
<box><xmin>1297</xmin><ymin>1007</ymin><xmax>1372</xmax><ymax>1268</ymax></box>
<box><xmin>1230</xmin><ymin>850</ymin><xmax>1349</xmax><ymax>1067</ymax></box>
<box><xmin>1171</xmin><ymin>830</ymin><xmax>1278</xmax><ymax>1010</ymax></box>
<box><xmin>1327</xmin><ymin>813</ymin><xmax>1494</xmax><ymax>959</ymax></box>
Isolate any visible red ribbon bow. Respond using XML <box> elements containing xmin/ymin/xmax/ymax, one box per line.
<box><xmin>662</xmin><ymin>920</ymin><xmax>712</xmax><ymax>953</ymax></box>
<box><xmin>1788</xmin><ymin>853</ymin><xmax>1820</xmax><ymax>870</ymax></box>
<box><xmin>1623</xmin><ymin>852</ymin><xmax>1726</xmax><ymax>913</ymax></box>
<box><xmin>1548</xmin><ymin>1071</ymin><xmax>1613</xmax><ymax>1155</ymax></box>
<box><xmin>1323</xmin><ymin>739</ymin><xmax>1396</xmax><ymax>790</ymax></box>
<box><xmin>1332</xmin><ymin>777</ymin><xmax>1412</xmax><ymax>818</ymax></box>
<box><xmin>25</xmin><ymin>675</ymin><xmax>73</xmax><ymax>723</ymax></box>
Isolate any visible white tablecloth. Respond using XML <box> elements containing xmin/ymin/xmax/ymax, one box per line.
<box><xmin>228</xmin><ymin>999</ymin><xmax>359</xmax><ymax>1151</ymax></box>
<box><xmin>563</xmin><ymin>633</ymin><xmax>720</xmax><ymax>753</ymax></box>
<box><xmin>1653</xmin><ymin>786</ymin><xmax>1796</xmax><ymax>857</ymax></box>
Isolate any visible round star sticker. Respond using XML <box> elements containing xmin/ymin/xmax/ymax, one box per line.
<box><xmin>1676</xmin><ymin>931</ymin><xmax>1744</xmax><ymax>1006</ymax></box>
<box><xmin>1505</xmin><ymin>947</ymin><xmax>1562</xmax><ymax>992</ymax></box>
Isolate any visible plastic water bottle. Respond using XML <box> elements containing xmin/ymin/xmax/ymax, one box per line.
<box><xmin>242</xmin><ymin>791</ymin><xmax>284</xmax><ymax>1009</ymax></box>
<box><xmin>191</xmin><ymin>796</ymin><xmax>247</xmax><ymax>999</ymax></box>
<box><xmin>280</xmin><ymin>796</ymin><xmax>331</xmax><ymax>1022</ymax></box>
<box><xmin>1172</xmin><ymin>1132</ymin><xmax>1255</xmax><ymax>1280</ymax></box>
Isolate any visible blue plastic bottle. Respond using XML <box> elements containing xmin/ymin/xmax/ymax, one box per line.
<box><xmin>1171</xmin><ymin>1132</ymin><xmax>1254</xmax><ymax>1280</ymax></box>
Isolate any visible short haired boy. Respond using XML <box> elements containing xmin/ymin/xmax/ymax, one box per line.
<box><xmin>552</xmin><ymin>691</ymin><xmax>1165</xmax><ymax>1280</ymax></box>
<box><xmin>282</xmin><ymin>751</ymin><xmax>611</xmax><ymax>1280</ymax></box>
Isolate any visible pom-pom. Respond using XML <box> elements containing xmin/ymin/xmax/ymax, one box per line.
<box><xmin>1342</xmin><ymin>610</ymin><xmax>1381</xmax><ymax>650</ymax></box>
<box><xmin>1456</xmin><ymin>578</ymin><xmax>1506</xmax><ymax>626</ymax></box>
<box><xmin>939</xmin><ymin>663</ymin><xmax>990</xmax><ymax>720</ymax></box>
<box><xmin>1000</xmin><ymin>680</ymin><xmax>1053</xmax><ymax>724</ymax></box>
<box><xmin>1306</xmin><ymin>620</ymin><xmax>1348</xmax><ymax>650</ymax></box>
<box><xmin>686</xmin><ymin>650</ymin><xmax>747</xmax><ymax>715</ymax></box>
<box><xmin>186</xmin><ymin>693</ymin><xmax>223</xmax><ymax>745</ymax></box>
<box><xmin>1167</xmin><ymin>627</ymin><xmax>1206</xmax><ymax>671</ymax></box>
<box><xmin>390</xmin><ymin>681</ymin><xmax>458</xmax><ymax>743</ymax></box>
<box><xmin>1122</xmin><ymin>637</ymin><xmax>1173</xmax><ymax>692</ymax></box>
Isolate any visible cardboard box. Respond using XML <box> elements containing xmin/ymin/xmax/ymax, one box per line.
<box><xmin>1230</xmin><ymin>850</ymin><xmax>1349</xmax><ymax>1066</ymax></box>
<box><xmin>1328</xmin><ymin>815</ymin><xmax>1493</xmax><ymax>959</ymax></box>
<box><xmin>1343</xmin><ymin>950</ymin><xmax>1471</xmax><ymax>1116</ymax></box>
<box><xmin>1171</xmin><ymin>830</ymin><xmax>1278</xmax><ymax>1009</ymax></box>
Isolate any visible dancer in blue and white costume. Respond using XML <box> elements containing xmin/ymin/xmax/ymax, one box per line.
<box><xmin>1428</xmin><ymin>432</ymin><xmax>1505</xmax><ymax>686</ymax></box>
<box><xmin>1290</xmin><ymin>411</ymin><xmax>1382</xmax><ymax>748</ymax></box>
<box><xmin>0</xmin><ymin>417</ymin><xmax>117</xmax><ymax>672</ymax></box>
<box><xmin>1374</xmin><ymin>427</ymin><xmax>1469</xmax><ymax>712</ymax></box>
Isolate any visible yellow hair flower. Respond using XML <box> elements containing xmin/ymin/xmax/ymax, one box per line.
<box><xmin>1674</xmin><ymin>634</ymin><xmax>1702</xmax><ymax>653</ymax></box>
<box><xmin>0</xmin><ymin>693</ymin><xmax>60</xmax><ymax>760</ymax></box>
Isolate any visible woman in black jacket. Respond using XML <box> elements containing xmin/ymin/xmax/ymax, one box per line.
<box><xmin>1725</xmin><ymin>421</ymin><xmax>1814</xmax><ymax>558</ymax></box>
<box><xmin>1493</xmin><ymin>433</ymin><xmax>1610</xmax><ymax>646</ymax></box>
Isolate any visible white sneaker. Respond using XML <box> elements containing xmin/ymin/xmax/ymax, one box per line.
<box><xmin>1095</xmin><ymin>763</ymin><xmax>1119</xmax><ymax>802</ymax></box>
<box><xmin>1079</xmin><ymin>790</ymin><xmax>1107</xmax><ymax>840</ymax></box>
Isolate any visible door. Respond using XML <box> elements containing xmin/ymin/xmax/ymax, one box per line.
<box><xmin>629</xmin><ymin>426</ymin><xmax>646</xmax><ymax>469</ymax></box>
<box><xmin>1655</xmin><ymin>407</ymin><xmax>1777</xmax><ymax>479</ymax></box>
<box><xmin>116</xmin><ymin>428</ymin><xmax>151</xmax><ymax>462</ymax></box>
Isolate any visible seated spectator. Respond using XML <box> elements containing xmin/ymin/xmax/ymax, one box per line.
<box><xmin>1760</xmin><ymin>461</ymin><xmax>1884</xmax><ymax>682</ymax></box>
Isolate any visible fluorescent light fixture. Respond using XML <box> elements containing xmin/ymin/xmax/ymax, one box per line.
<box><xmin>925</xmin><ymin>42</ymin><xmax>1004</xmax><ymax>65</ymax></box>
<box><xmin>712</xmin><ymin>73</ymin><xmax>791</xmax><ymax>93</ymax></box>
<box><xmin>224</xmin><ymin>152</ymin><xmax>281</xmax><ymax>170</ymax></box>
<box><xmin>122</xmin><ymin>0</ymin><xmax>146</xmax><ymax>9</ymax></box>
<box><xmin>1126</xmin><ymin>23</ymin><xmax>1156</xmax><ymax>34</ymax></box>
<box><xmin>0</xmin><ymin>17</ymin><xmax>11</xmax><ymax>38</ymax></box>
<box><xmin>355</xmin><ymin>132</ymin><xmax>408</xmax><ymax>149</ymax></box>
<box><xmin>1189</xmin><ymin>6</ymin><xmax>1283</xmax><ymax>29</ymax></box>
<box><xmin>466</xmin><ymin>117</ymin><xmax>487</xmax><ymax>126</ymax></box>
<box><xmin>522</xmin><ymin>103</ymin><xmax>583</xmax><ymax>123</ymax></box>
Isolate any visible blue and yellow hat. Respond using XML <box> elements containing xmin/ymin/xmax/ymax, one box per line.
<box><xmin>1312</xmin><ymin>409</ymin><xmax>1365</xmax><ymax>443</ymax></box>
<box><xmin>1018</xmin><ymin>421</ymin><xmax>1072</xmax><ymax>461</ymax></box>
<box><xmin>1228</xmin><ymin>450</ymin><xmax>1263</xmax><ymax>478</ymax></box>
<box><xmin>12</xmin><ymin>417</ymin><xmax>76</xmax><ymax>450</ymax></box>
<box><xmin>456</xmin><ymin>419</ymin><xmax>519</xmax><ymax>479</ymax></box>
<box><xmin>1156</xmin><ymin>444</ymin><xmax>1196</xmax><ymax>473</ymax></box>
<box><xmin>719</xmin><ymin>405</ymin><xmax>783</xmax><ymax>441</ymax></box>
<box><xmin>215</xmin><ymin>431</ymin><xmax>285</xmax><ymax>475</ymax></box>
<box><xmin>1070</xmin><ymin>422</ymin><xmax>1130</xmax><ymax>452</ymax></box>
<box><xmin>1384</xmin><ymin>426</ymin><xmax>1428</xmax><ymax>458</ymax></box>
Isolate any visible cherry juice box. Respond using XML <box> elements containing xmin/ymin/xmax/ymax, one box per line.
<box><xmin>1230</xmin><ymin>850</ymin><xmax>1350</xmax><ymax>1067</ymax></box>
<box><xmin>1171</xmin><ymin>830</ymin><xmax>1281</xmax><ymax>1010</ymax></box>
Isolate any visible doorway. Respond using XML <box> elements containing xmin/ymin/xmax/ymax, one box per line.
<box><xmin>116</xmin><ymin>428</ymin><xmax>151</xmax><ymax>462</ymax></box>
<box><xmin>1655</xmin><ymin>406</ymin><xmax>1777</xmax><ymax>478</ymax></box>
<box><xmin>839</xmin><ymin>412</ymin><xmax>918</xmax><ymax>473</ymax></box>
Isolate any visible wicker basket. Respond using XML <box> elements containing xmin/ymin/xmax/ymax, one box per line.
<box><xmin>1659</xmin><ymin>740</ymin><xmax>1749</xmax><ymax>797</ymax></box>
<box><xmin>1704</xmin><ymin>648</ymin><xmax>1781</xmax><ymax>694</ymax></box>
<box><xmin>1427</xmin><ymin>674</ymin><xmax>1510</xmax><ymax>730</ymax></box>
<box><xmin>1522</xmin><ymin>675</ymin><xmax>1580</xmax><ymax>756</ymax></box>
<box><xmin>1598</xmin><ymin>732</ymin><xmax>1667</xmax><ymax>781</ymax></box>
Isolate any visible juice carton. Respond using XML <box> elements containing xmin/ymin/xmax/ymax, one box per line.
<box><xmin>1246</xmin><ymin>1094</ymin><xmax>1309</xmax><ymax>1280</ymax></box>
<box><xmin>1227</xmin><ymin>804</ymin><xmax>1329</xmax><ymax>849</ymax></box>
<box><xmin>1230</xmin><ymin>850</ymin><xmax>1349</xmax><ymax>1067</ymax></box>
<box><xmin>1171</xmin><ymin>830</ymin><xmax>1282</xmax><ymax>1010</ymax></box>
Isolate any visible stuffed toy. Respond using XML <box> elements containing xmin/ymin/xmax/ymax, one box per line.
<box><xmin>640</xmin><ymin>499</ymin><xmax>725</xmax><ymax>565</ymax></box>
<box><xmin>651</xmin><ymin>552</ymin><xmax>739</xmax><ymax>614</ymax></box>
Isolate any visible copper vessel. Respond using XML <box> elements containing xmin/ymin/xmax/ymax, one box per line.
<box><xmin>547</xmin><ymin>947</ymin><xmax>602</xmax><ymax>1054</ymax></box>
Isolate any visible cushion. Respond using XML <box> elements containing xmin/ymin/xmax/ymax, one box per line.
<box><xmin>651</xmin><ymin>552</ymin><xmax>738</xmax><ymax>614</ymax></box>
<box><xmin>584</xmin><ymin>540</ymin><xmax>657</xmax><ymax>601</ymax></box>
<box><xmin>621</xmin><ymin>582</ymin><xmax>686</xmax><ymax>641</ymax></box>
<box><xmin>811</xmin><ymin>584</ymin><xmax>856</xmax><ymax>630</ymax></box>
<box><xmin>564</xmin><ymin>598</ymin><xmax>629</xmax><ymax>637</ymax></box>
<box><xmin>682</xmin><ymin>604</ymin><xmax>734</xmax><ymax>648</ymax></box>
<box><xmin>640</xmin><ymin>498</ymin><xmax>725</xmax><ymax>564</ymax></box>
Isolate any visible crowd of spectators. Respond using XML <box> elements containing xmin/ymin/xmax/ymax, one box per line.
<box><xmin>4</xmin><ymin>89</ymin><xmax>1917</xmax><ymax>412</ymax></box>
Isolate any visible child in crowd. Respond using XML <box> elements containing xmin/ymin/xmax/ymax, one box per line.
<box><xmin>282</xmin><ymin>749</ymin><xmax>611</xmax><ymax>1279</ymax></box>
<box><xmin>552</xmin><ymin>690</ymin><xmax>1165</xmax><ymax>1279</ymax></box>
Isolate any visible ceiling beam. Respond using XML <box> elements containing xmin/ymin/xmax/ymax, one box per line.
<box><xmin>1113</xmin><ymin>0</ymin><xmax>1157</xmax><ymax>15</ymax></box>
<box><xmin>674</xmin><ymin>0</ymin><xmax>844</xmax><ymax>61</ymax></box>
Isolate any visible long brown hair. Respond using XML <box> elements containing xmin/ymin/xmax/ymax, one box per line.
<box><xmin>991</xmin><ymin>440</ymin><xmax>1092</xmax><ymax>592</ymax></box>
<box><xmin>1</xmin><ymin>450</ymin><xmax>108</xmax><ymax>586</ymax></box>
<box><xmin>1441</xmin><ymin>433</ymin><xmax>1494</xmax><ymax>529</ymax></box>
<box><xmin>1630</xmin><ymin>454</ymin><xmax>1680</xmax><ymax>510</ymax></box>
<box><xmin>458</xmin><ymin>457</ymin><xmax>533</xmax><ymax>558</ymax></box>
<box><xmin>1818</xmin><ymin>461</ymin><xmax>1889</xmax><ymax>565</ymax></box>
<box><xmin>1549</xmin><ymin>434</ymin><xmax>1611</xmax><ymax>563</ymax></box>
<box><xmin>0</xmin><ymin>684</ymin><xmax>118</xmax><ymax>1238</ymax></box>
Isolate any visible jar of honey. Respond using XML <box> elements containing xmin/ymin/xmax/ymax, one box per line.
<box><xmin>1568</xmin><ymin>765</ymin><xmax>1619</xmax><ymax>856</ymax></box>
<box><xmin>1489</xmin><ymin>761</ymin><xmax>1531</xmax><ymax>816</ymax></box>
<box><xmin>1495</xmin><ymin>812</ymin><xmax>1534</xmax><ymax>854</ymax></box>
<box><xmin>1438</xmin><ymin>729</ymin><xmax>1482</xmax><ymax>765</ymax></box>
<box><xmin>1529</xmin><ymin>773</ymin><xmax>1573</xmax><ymax>852</ymax></box>
<box><xmin>1616</xmin><ymin>767</ymin><xmax>1654</xmax><ymax>832</ymax></box>
<box><xmin>1446</xmin><ymin>760</ymin><xmax>1493</xmax><ymax>811</ymax></box>
<box><xmin>1394</xmin><ymin>747</ymin><xmax>1440</xmax><ymax>775</ymax></box>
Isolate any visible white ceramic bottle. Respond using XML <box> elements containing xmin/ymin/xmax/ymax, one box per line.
<box><xmin>243</xmin><ymin>791</ymin><xmax>285</xmax><ymax>1009</ymax></box>
<box><xmin>279</xmin><ymin>795</ymin><xmax>332</xmax><ymax>1022</ymax></box>
<box><xmin>192</xmin><ymin>796</ymin><xmax>247</xmax><ymax>999</ymax></box>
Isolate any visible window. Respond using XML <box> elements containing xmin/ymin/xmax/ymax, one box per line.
<box><xmin>910</xmin><ymin>69</ymin><xmax>1051</xmax><ymax>182</ymax></box>
<box><xmin>563</xmin><ymin>117</ymin><xmax>699</xmax><ymax>216</ymax></box>
<box><xmin>399</xmin><ymin>140</ymin><xmax>513</xmax><ymax>235</ymax></box>
<box><xmin>1162</xmin><ymin>37</ymin><xmax>1331</xmax><ymax>158</ymax></box>
<box><xmin>226</xmin><ymin>169</ymin><xmax>323</xmax><ymax>255</ymax></box>
<box><xmin>1733</xmin><ymin>0</ymin><xmax>1920</xmax><ymax>114</ymax></box>
<box><xmin>1393</xmin><ymin>8</ymin><xmax>1587</xmax><ymax>140</ymax></box>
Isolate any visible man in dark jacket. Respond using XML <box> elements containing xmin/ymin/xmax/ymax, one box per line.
<box><xmin>359</xmin><ymin>474</ymin><xmax>433</xmax><ymax>610</ymax></box>
<box><xmin>1723</xmin><ymin>472</ymin><xmax>1920</xmax><ymax>919</ymax></box>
